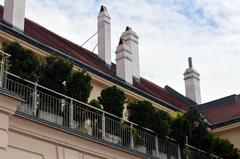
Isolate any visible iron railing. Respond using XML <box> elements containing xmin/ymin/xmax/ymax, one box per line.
<box><xmin>182</xmin><ymin>144</ymin><xmax>222</xmax><ymax>159</ymax></box>
<box><xmin>0</xmin><ymin>52</ymin><xmax>180</xmax><ymax>159</ymax></box>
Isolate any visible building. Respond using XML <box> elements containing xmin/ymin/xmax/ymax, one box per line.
<box><xmin>198</xmin><ymin>94</ymin><xmax>240</xmax><ymax>149</ymax></box>
<box><xmin>0</xmin><ymin>1</ymin><xmax>238</xmax><ymax>159</ymax></box>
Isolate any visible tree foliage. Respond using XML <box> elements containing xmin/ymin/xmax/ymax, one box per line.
<box><xmin>151</xmin><ymin>109</ymin><xmax>171</xmax><ymax>138</ymax></box>
<box><xmin>128</xmin><ymin>100</ymin><xmax>171</xmax><ymax>138</ymax></box>
<box><xmin>3</xmin><ymin>42</ymin><xmax>41</xmax><ymax>81</ymax></box>
<box><xmin>89</xmin><ymin>99</ymin><xmax>102</xmax><ymax>110</ymax></box>
<box><xmin>128</xmin><ymin>100</ymin><xmax>154</xmax><ymax>128</ymax></box>
<box><xmin>212</xmin><ymin>137</ymin><xmax>240</xmax><ymax>159</ymax></box>
<box><xmin>66</xmin><ymin>71</ymin><xmax>92</xmax><ymax>103</ymax></box>
<box><xmin>39</xmin><ymin>55</ymin><xmax>72</xmax><ymax>93</ymax></box>
<box><xmin>170</xmin><ymin>107</ymin><xmax>240</xmax><ymax>158</ymax></box>
<box><xmin>170</xmin><ymin>113</ymin><xmax>190</xmax><ymax>148</ymax></box>
<box><xmin>98</xmin><ymin>85</ymin><xmax>125</xmax><ymax>117</ymax></box>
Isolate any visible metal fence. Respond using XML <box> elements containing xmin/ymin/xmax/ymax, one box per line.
<box><xmin>0</xmin><ymin>51</ymin><xmax>180</xmax><ymax>159</ymax></box>
<box><xmin>182</xmin><ymin>144</ymin><xmax>222</xmax><ymax>159</ymax></box>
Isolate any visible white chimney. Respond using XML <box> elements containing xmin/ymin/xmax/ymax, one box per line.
<box><xmin>121</xmin><ymin>26</ymin><xmax>140</xmax><ymax>79</ymax></box>
<box><xmin>97</xmin><ymin>5</ymin><xmax>111</xmax><ymax>66</ymax></box>
<box><xmin>3</xmin><ymin>0</ymin><xmax>26</xmax><ymax>31</ymax></box>
<box><xmin>115</xmin><ymin>38</ymin><xmax>133</xmax><ymax>84</ymax></box>
<box><xmin>184</xmin><ymin>57</ymin><xmax>202</xmax><ymax>104</ymax></box>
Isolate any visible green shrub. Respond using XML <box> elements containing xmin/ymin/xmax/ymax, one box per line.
<box><xmin>170</xmin><ymin>113</ymin><xmax>190</xmax><ymax>149</ymax></box>
<box><xmin>151</xmin><ymin>109</ymin><xmax>171</xmax><ymax>138</ymax></box>
<box><xmin>212</xmin><ymin>137</ymin><xmax>240</xmax><ymax>159</ymax></box>
<box><xmin>3</xmin><ymin>42</ymin><xmax>41</xmax><ymax>81</ymax></box>
<box><xmin>89</xmin><ymin>99</ymin><xmax>102</xmax><ymax>110</ymax></box>
<box><xmin>170</xmin><ymin>107</ymin><xmax>240</xmax><ymax>158</ymax></box>
<box><xmin>39</xmin><ymin>55</ymin><xmax>72</xmax><ymax>93</ymax></box>
<box><xmin>66</xmin><ymin>71</ymin><xmax>92</xmax><ymax>103</ymax></box>
<box><xmin>128</xmin><ymin>100</ymin><xmax>155</xmax><ymax>128</ymax></box>
<box><xmin>88</xmin><ymin>99</ymin><xmax>102</xmax><ymax>137</ymax></box>
<box><xmin>98</xmin><ymin>85</ymin><xmax>125</xmax><ymax>118</ymax></box>
<box><xmin>128</xmin><ymin>100</ymin><xmax>171</xmax><ymax>138</ymax></box>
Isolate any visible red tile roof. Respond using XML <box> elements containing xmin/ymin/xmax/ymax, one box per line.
<box><xmin>0</xmin><ymin>6</ymin><xmax>188</xmax><ymax>111</ymax></box>
<box><xmin>198</xmin><ymin>95</ymin><xmax>240</xmax><ymax>126</ymax></box>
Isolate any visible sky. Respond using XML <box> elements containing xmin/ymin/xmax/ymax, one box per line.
<box><xmin>1</xmin><ymin>0</ymin><xmax>240</xmax><ymax>103</ymax></box>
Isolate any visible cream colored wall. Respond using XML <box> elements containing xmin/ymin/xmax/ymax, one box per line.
<box><xmin>88</xmin><ymin>80</ymin><xmax>104</xmax><ymax>102</ymax></box>
<box><xmin>0</xmin><ymin>115</ymin><xmax>143</xmax><ymax>159</ymax></box>
<box><xmin>212</xmin><ymin>123</ymin><xmax>240</xmax><ymax>149</ymax></box>
<box><xmin>0</xmin><ymin>30</ymin><xmax>176</xmax><ymax>115</ymax></box>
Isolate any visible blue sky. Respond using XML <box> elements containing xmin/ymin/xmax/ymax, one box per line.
<box><xmin>1</xmin><ymin>0</ymin><xmax>240</xmax><ymax>103</ymax></box>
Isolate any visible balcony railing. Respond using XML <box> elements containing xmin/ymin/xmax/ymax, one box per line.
<box><xmin>0</xmin><ymin>52</ymin><xmax>180</xmax><ymax>159</ymax></box>
<box><xmin>182</xmin><ymin>144</ymin><xmax>222</xmax><ymax>159</ymax></box>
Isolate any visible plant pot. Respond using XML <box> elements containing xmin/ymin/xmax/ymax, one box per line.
<box><xmin>105</xmin><ymin>133</ymin><xmax>121</xmax><ymax>144</ymax></box>
<box><xmin>84</xmin><ymin>119</ymin><xmax>93</xmax><ymax>135</ymax></box>
<box><xmin>39</xmin><ymin>109</ymin><xmax>63</xmax><ymax>125</ymax></box>
<box><xmin>159</xmin><ymin>152</ymin><xmax>168</xmax><ymax>159</ymax></box>
<box><xmin>135</xmin><ymin>145</ymin><xmax>147</xmax><ymax>153</ymax></box>
<box><xmin>73</xmin><ymin>119</ymin><xmax>93</xmax><ymax>135</ymax></box>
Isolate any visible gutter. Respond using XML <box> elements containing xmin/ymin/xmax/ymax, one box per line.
<box><xmin>211</xmin><ymin>116</ymin><xmax>240</xmax><ymax>129</ymax></box>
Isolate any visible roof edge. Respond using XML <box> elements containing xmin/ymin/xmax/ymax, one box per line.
<box><xmin>197</xmin><ymin>94</ymin><xmax>238</xmax><ymax>112</ymax></box>
<box><xmin>211</xmin><ymin>116</ymin><xmax>240</xmax><ymax>129</ymax></box>
<box><xmin>164</xmin><ymin>85</ymin><xmax>196</xmax><ymax>107</ymax></box>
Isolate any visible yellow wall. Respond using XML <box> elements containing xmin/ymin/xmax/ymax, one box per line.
<box><xmin>212</xmin><ymin>123</ymin><xmax>240</xmax><ymax>149</ymax></box>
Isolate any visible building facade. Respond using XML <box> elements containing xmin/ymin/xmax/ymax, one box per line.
<box><xmin>0</xmin><ymin>1</ymin><xmax>239</xmax><ymax>159</ymax></box>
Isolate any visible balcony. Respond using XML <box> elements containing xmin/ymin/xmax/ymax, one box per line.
<box><xmin>0</xmin><ymin>51</ymin><xmax>180</xmax><ymax>159</ymax></box>
<box><xmin>0</xmin><ymin>51</ymin><xmax>223</xmax><ymax>159</ymax></box>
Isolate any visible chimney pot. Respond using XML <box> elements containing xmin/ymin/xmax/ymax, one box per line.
<box><xmin>188</xmin><ymin>57</ymin><xmax>193</xmax><ymax>68</ymax></box>
<box><xmin>100</xmin><ymin>5</ymin><xmax>105</xmax><ymax>12</ymax></box>
<box><xmin>125</xmin><ymin>26</ymin><xmax>132</xmax><ymax>31</ymax></box>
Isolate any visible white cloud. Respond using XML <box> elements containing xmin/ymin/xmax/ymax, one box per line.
<box><xmin>1</xmin><ymin>0</ymin><xmax>240</xmax><ymax>103</ymax></box>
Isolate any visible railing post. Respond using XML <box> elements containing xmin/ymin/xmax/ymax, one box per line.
<box><xmin>102</xmin><ymin>112</ymin><xmax>105</xmax><ymax>139</ymax></box>
<box><xmin>186</xmin><ymin>136</ymin><xmax>189</xmax><ymax>159</ymax></box>
<box><xmin>155</xmin><ymin>135</ymin><xmax>160</xmax><ymax>158</ymax></box>
<box><xmin>33</xmin><ymin>82</ymin><xmax>38</xmax><ymax>116</ymax></box>
<box><xmin>130</xmin><ymin>123</ymin><xmax>134</xmax><ymax>149</ymax></box>
<box><xmin>0</xmin><ymin>57</ymin><xmax>5</xmax><ymax>88</ymax></box>
<box><xmin>69</xmin><ymin>99</ymin><xmax>74</xmax><ymax>128</ymax></box>
<box><xmin>177</xmin><ymin>144</ymin><xmax>181</xmax><ymax>159</ymax></box>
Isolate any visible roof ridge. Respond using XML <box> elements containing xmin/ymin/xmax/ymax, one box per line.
<box><xmin>198</xmin><ymin>94</ymin><xmax>238</xmax><ymax>111</ymax></box>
